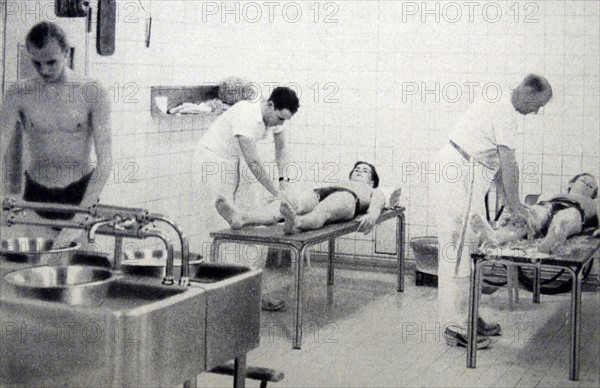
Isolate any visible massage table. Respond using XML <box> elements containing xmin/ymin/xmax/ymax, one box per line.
<box><xmin>466</xmin><ymin>234</ymin><xmax>600</xmax><ymax>380</ymax></box>
<box><xmin>210</xmin><ymin>206</ymin><xmax>406</xmax><ymax>349</ymax></box>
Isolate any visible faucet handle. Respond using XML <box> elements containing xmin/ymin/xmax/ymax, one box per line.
<box><xmin>114</xmin><ymin>218</ymin><xmax>137</xmax><ymax>230</ymax></box>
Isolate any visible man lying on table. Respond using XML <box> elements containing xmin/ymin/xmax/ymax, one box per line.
<box><xmin>215</xmin><ymin>161</ymin><xmax>386</xmax><ymax>235</ymax></box>
<box><xmin>472</xmin><ymin>173</ymin><xmax>599</xmax><ymax>253</ymax></box>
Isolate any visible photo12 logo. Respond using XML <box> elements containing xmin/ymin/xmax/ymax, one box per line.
<box><xmin>5</xmin><ymin>1</ymin><xmax>146</xmax><ymax>24</ymax></box>
<box><xmin>400</xmin><ymin>2</ymin><xmax>540</xmax><ymax>24</ymax></box>
<box><xmin>200</xmin><ymin>1</ymin><xmax>341</xmax><ymax>24</ymax></box>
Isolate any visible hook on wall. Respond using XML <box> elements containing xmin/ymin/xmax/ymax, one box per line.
<box><xmin>55</xmin><ymin>0</ymin><xmax>89</xmax><ymax>18</ymax></box>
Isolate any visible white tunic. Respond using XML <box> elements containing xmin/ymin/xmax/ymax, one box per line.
<box><xmin>199</xmin><ymin>100</ymin><xmax>284</xmax><ymax>159</ymax></box>
<box><xmin>449</xmin><ymin>95</ymin><xmax>517</xmax><ymax>171</ymax></box>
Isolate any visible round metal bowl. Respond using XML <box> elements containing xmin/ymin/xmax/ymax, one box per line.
<box><xmin>0</xmin><ymin>237</ymin><xmax>80</xmax><ymax>266</ymax></box>
<box><xmin>410</xmin><ymin>236</ymin><xmax>439</xmax><ymax>275</ymax></box>
<box><xmin>121</xmin><ymin>249</ymin><xmax>203</xmax><ymax>278</ymax></box>
<box><xmin>4</xmin><ymin>265</ymin><xmax>114</xmax><ymax>305</ymax></box>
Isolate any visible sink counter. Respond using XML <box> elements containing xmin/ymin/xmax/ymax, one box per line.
<box><xmin>0</xmin><ymin>258</ymin><xmax>262</xmax><ymax>387</ymax></box>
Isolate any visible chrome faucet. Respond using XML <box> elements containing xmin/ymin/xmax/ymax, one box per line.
<box><xmin>88</xmin><ymin>217</ymin><xmax>121</xmax><ymax>243</ymax></box>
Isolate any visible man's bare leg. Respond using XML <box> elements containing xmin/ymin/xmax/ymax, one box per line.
<box><xmin>537</xmin><ymin>208</ymin><xmax>582</xmax><ymax>253</ymax></box>
<box><xmin>215</xmin><ymin>195</ymin><xmax>281</xmax><ymax>229</ymax></box>
<box><xmin>281</xmin><ymin>192</ymin><xmax>356</xmax><ymax>234</ymax></box>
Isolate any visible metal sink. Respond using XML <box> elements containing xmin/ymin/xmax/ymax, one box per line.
<box><xmin>4</xmin><ymin>265</ymin><xmax>114</xmax><ymax>306</ymax></box>
<box><xmin>190</xmin><ymin>263</ymin><xmax>261</xmax><ymax>370</ymax></box>
<box><xmin>0</xmin><ymin>262</ymin><xmax>262</xmax><ymax>387</ymax></box>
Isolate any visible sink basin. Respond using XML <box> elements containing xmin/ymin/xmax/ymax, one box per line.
<box><xmin>190</xmin><ymin>262</ymin><xmax>251</xmax><ymax>283</ymax></box>
<box><xmin>0</xmin><ymin>237</ymin><xmax>80</xmax><ymax>266</ymax></box>
<box><xmin>121</xmin><ymin>249</ymin><xmax>203</xmax><ymax>278</ymax></box>
<box><xmin>69</xmin><ymin>251</ymin><xmax>112</xmax><ymax>268</ymax></box>
<box><xmin>4</xmin><ymin>266</ymin><xmax>114</xmax><ymax>305</ymax></box>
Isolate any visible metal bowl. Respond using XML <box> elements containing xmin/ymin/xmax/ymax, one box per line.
<box><xmin>121</xmin><ymin>249</ymin><xmax>203</xmax><ymax>278</ymax></box>
<box><xmin>410</xmin><ymin>236</ymin><xmax>439</xmax><ymax>275</ymax></box>
<box><xmin>4</xmin><ymin>265</ymin><xmax>114</xmax><ymax>305</ymax></box>
<box><xmin>0</xmin><ymin>237</ymin><xmax>80</xmax><ymax>266</ymax></box>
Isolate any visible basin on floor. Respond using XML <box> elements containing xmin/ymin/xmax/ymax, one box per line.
<box><xmin>0</xmin><ymin>237</ymin><xmax>80</xmax><ymax>266</ymax></box>
<box><xmin>3</xmin><ymin>265</ymin><xmax>114</xmax><ymax>305</ymax></box>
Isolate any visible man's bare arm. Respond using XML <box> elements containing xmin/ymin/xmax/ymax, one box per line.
<box><xmin>273</xmin><ymin>130</ymin><xmax>291</xmax><ymax>190</ymax></box>
<box><xmin>0</xmin><ymin>90</ymin><xmax>22</xmax><ymax>199</ymax></box>
<box><xmin>79</xmin><ymin>82</ymin><xmax>112</xmax><ymax>208</ymax></box>
<box><xmin>238</xmin><ymin>135</ymin><xmax>280</xmax><ymax>197</ymax></box>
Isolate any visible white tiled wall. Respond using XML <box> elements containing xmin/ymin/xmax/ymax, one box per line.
<box><xmin>3</xmin><ymin>1</ymin><xmax>599</xmax><ymax>261</ymax></box>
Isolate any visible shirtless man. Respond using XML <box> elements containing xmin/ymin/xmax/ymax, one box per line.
<box><xmin>472</xmin><ymin>173</ymin><xmax>599</xmax><ymax>253</ymax></box>
<box><xmin>0</xmin><ymin>22</ymin><xmax>112</xmax><ymax>246</ymax></box>
<box><xmin>216</xmin><ymin>161</ymin><xmax>386</xmax><ymax>235</ymax></box>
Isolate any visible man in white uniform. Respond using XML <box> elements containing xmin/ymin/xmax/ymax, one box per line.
<box><xmin>191</xmin><ymin>87</ymin><xmax>299</xmax><ymax>257</ymax></box>
<box><xmin>434</xmin><ymin>74</ymin><xmax>553</xmax><ymax>348</ymax></box>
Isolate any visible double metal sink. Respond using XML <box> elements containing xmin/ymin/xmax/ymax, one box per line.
<box><xmin>0</xmin><ymin>252</ymin><xmax>262</xmax><ymax>387</ymax></box>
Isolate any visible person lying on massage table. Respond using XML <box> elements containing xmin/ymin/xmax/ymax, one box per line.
<box><xmin>216</xmin><ymin>161</ymin><xmax>386</xmax><ymax>235</ymax></box>
<box><xmin>472</xmin><ymin>173</ymin><xmax>599</xmax><ymax>253</ymax></box>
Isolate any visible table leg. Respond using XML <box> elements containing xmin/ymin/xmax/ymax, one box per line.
<box><xmin>467</xmin><ymin>259</ymin><xmax>483</xmax><ymax>368</ymax></box>
<box><xmin>327</xmin><ymin>238</ymin><xmax>335</xmax><ymax>286</ymax></box>
<box><xmin>210</xmin><ymin>239</ymin><xmax>223</xmax><ymax>263</ymax></box>
<box><xmin>233</xmin><ymin>355</ymin><xmax>247</xmax><ymax>388</ymax></box>
<box><xmin>533</xmin><ymin>266</ymin><xmax>541</xmax><ymax>303</ymax></box>
<box><xmin>292</xmin><ymin>247</ymin><xmax>305</xmax><ymax>350</ymax></box>
<box><xmin>514</xmin><ymin>266</ymin><xmax>519</xmax><ymax>303</ymax></box>
<box><xmin>568</xmin><ymin>267</ymin><xmax>582</xmax><ymax>381</ymax></box>
<box><xmin>397</xmin><ymin>213</ymin><xmax>405</xmax><ymax>292</ymax></box>
<box><xmin>507</xmin><ymin>265</ymin><xmax>514</xmax><ymax>310</ymax></box>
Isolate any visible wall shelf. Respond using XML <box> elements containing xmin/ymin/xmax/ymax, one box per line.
<box><xmin>150</xmin><ymin>85</ymin><xmax>220</xmax><ymax>118</ymax></box>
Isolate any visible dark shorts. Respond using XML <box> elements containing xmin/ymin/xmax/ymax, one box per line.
<box><xmin>23</xmin><ymin>170</ymin><xmax>93</xmax><ymax>220</ymax></box>
<box><xmin>313</xmin><ymin>186</ymin><xmax>361</xmax><ymax>217</ymax></box>
<box><xmin>537</xmin><ymin>198</ymin><xmax>597</xmax><ymax>235</ymax></box>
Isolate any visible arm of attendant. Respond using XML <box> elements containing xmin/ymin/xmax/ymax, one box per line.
<box><xmin>497</xmin><ymin>145</ymin><xmax>533</xmax><ymax>232</ymax></box>
<box><xmin>54</xmin><ymin>83</ymin><xmax>112</xmax><ymax>246</ymax></box>
<box><xmin>79</xmin><ymin>82</ymin><xmax>113</xmax><ymax>208</ymax></box>
<box><xmin>238</xmin><ymin>135</ymin><xmax>280</xmax><ymax>197</ymax></box>
<box><xmin>273</xmin><ymin>129</ymin><xmax>291</xmax><ymax>191</ymax></box>
<box><xmin>356</xmin><ymin>189</ymin><xmax>386</xmax><ymax>234</ymax></box>
<box><xmin>0</xmin><ymin>87</ymin><xmax>21</xmax><ymax>201</ymax></box>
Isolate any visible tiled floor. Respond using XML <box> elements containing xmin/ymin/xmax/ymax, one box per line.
<box><xmin>194</xmin><ymin>265</ymin><xmax>600</xmax><ymax>387</ymax></box>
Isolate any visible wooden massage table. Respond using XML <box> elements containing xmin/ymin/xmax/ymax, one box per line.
<box><xmin>466</xmin><ymin>234</ymin><xmax>600</xmax><ymax>380</ymax></box>
<box><xmin>210</xmin><ymin>206</ymin><xmax>406</xmax><ymax>349</ymax></box>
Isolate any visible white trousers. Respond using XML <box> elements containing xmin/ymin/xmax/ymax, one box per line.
<box><xmin>433</xmin><ymin>144</ymin><xmax>495</xmax><ymax>327</ymax></box>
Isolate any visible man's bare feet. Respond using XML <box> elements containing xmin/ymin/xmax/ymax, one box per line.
<box><xmin>471</xmin><ymin>214</ymin><xmax>498</xmax><ymax>247</ymax></box>
<box><xmin>280</xmin><ymin>201</ymin><xmax>300</xmax><ymax>234</ymax></box>
<box><xmin>215</xmin><ymin>195</ymin><xmax>243</xmax><ymax>229</ymax></box>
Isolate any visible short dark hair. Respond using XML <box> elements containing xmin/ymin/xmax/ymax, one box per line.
<box><xmin>568</xmin><ymin>173</ymin><xmax>598</xmax><ymax>199</ymax></box>
<box><xmin>268</xmin><ymin>87</ymin><xmax>300</xmax><ymax>114</ymax></box>
<box><xmin>350</xmin><ymin>161</ymin><xmax>380</xmax><ymax>188</ymax></box>
<box><xmin>523</xmin><ymin>73</ymin><xmax>553</xmax><ymax>99</ymax></box>
<box><xmin>26</xmin><ymin>22</ymin><xmax>70</xmax><ymax>52</ymax></box>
